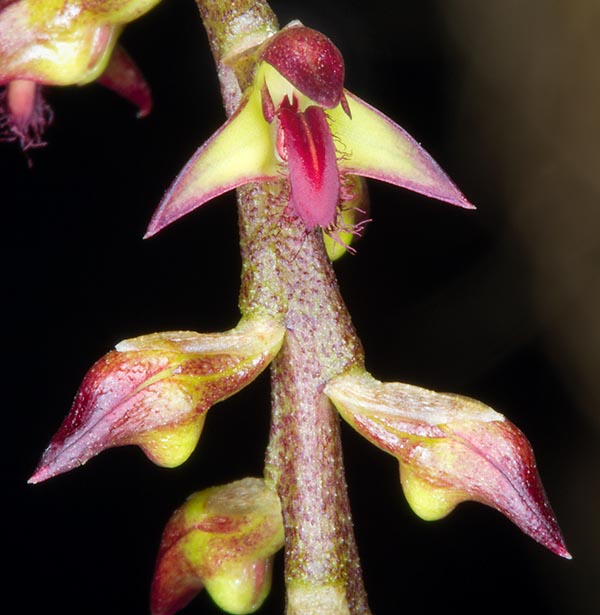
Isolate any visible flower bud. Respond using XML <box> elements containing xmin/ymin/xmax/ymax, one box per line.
<box><xmin>325</xmin><ymin>369</ymin><xmax>571</xmax><ymax>558</ymax></box>
<box><xmin>29</xmin><ymin>317</ymin><xmax>285</xmax><ymax>483</ymax></box>
<box><xmin>0</xmin><ymin>1</ymin><xmax>119</xmax><ymax>86</ymax></box>
<box><xmin>151</xmin><ymin>478</ymin><xmax>284</xmax><ymax>615</ymax></box>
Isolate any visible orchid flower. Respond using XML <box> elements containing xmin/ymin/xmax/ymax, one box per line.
<box><xmin>325</xmin><ymin>370</ymin><xmax>570</xmax><ymax>558</ymax></box>
<box><xmin>146</xmin><ymin>22</ymin><xmax>474</xmax><ymax>250</ymax></box>
<box><xmin>27</xmin><ymin>3</ymin><xmax>571</xmax><ymax>615</ymax></box>
<box><xmin>30</xmin><ymin>317</ymin><xmax>285</xmax><ymax>483</ymax></box>
<box><xmin>0</xmin><ymin>0</ymin><xmax>158</xmax><ymax>149</ymax></box>
<box><xmin>152</xmin><ymin>478</ymin><xmax>284</xmax><ymax>615</ymax></box>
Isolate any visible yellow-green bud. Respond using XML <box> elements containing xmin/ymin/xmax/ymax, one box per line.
<box><xmin>151</xmin><ymin>478</ymin><xmax>284</xmax><ymax>615</ymax></box>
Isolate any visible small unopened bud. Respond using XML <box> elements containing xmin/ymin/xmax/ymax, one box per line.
<box><xmin>325</xmin><ymin>369</ymin><xmax>571</xmax><ymax>558</ymax></box>
<box><xmin>29</xmin><ymin>317</ymin><xmax>284</xmax><ymax>483</ymax></box>
<box><xmin>151</xmin><ymin>478</ymin><xmax>284</xmax><ymax>615</ymax></box>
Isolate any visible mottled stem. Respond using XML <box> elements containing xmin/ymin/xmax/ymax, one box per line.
<box><xmin>194</xmin><ymin>1</ymin><xmax>371</xmax><ymax>613</ymax></box>
<box><xmin>264</xmin><ymin>224</ymin><xmax>369</xmax><ymax>615</ymax></box>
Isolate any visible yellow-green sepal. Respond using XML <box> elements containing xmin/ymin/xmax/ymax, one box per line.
<box><xmin>146</xmin><ymin>84</ymin><xmax>280</xmax><ymax>237</ymax></box>
<box><xmin>329</xmin><ymin>91</ymin><xmax>475</xmax><ymax>210</ymax></box>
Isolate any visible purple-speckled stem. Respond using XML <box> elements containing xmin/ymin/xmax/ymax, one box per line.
<box><xmin>194</xmin><ymin>1</ymin><xmax>371</xmax><ymax>612</ymax></box>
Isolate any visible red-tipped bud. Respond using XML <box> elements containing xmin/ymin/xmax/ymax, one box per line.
<box><xmin>29</xmin><ymin>318</ymin><xmax>285</xmax><ymax>483</ymax></box>
<box><xmin>325</xmin><ymin>370</ymin><xmax>571</xmax><ymax>558</ymax></box>
<box><xmin>151</xmin><ymin>478</ymin><xmax>284</xmax><ymax>615</ymax></box>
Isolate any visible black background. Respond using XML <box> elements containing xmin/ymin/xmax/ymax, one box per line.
<box><xmin>4</xmin><ymin>1</ymin><xmax>599</xmax><ymax>614</ymax></box>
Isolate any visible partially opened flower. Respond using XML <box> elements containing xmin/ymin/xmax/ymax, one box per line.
<box><xmin>29</xmin><ymin>317</ymin><xmax>285</xmax><ymax>483</ymax></box>
<box><xmin>146</xmin><ymin>23</ymin><xmax>474</xmax><ymax>245</ymax></box>
<box><xmin>0</xmin><ymin>0</ymin><xmax>158</xmax><ymax>148</ymax></box>
<box><xmin>152</xmin><ymin>478</ymin><xmax>284</xmax><ymax>615</ymax></box>
<box><xmin>325</xmin><ymin>369</ymin><xmax>571</xmax><ymax>559</ymax></box>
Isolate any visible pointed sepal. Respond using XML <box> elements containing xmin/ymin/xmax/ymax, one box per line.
<box><xmin>325</xmin><ymin>370</ymin><xmax>570</xmax><ymax>558</ymax></box>
<box><xmin>329</xmin><ymin>91</ymin><xmax>475</xmax><ymax>210</ymax></box>
<box><xmin>29</xmin><ymin>317</ymin><xmax>285</xmax><ymax>483</ymax></box>
<box><xmin>151</xmin><ymin>478</ymin><xmax>284</xmax><ymax>615</ymax></box>
<box><xmin>97</xmin><ymin>44</ymin><xmax>152</xmax><ymax>117</ymax></box>
<box><xmin>145</xmin><ymin>88</ymin><xmax>279</xmax><ymax>237</ymax></box>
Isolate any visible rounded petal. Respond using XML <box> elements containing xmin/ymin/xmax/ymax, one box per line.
<box><xmin>262</xmin><ymin>24</ymin><xmax>345</xmax><ymax>108</ymax></box>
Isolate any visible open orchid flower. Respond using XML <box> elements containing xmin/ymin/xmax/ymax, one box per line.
<box><xmin>0</xmin><ymin>0</ymin><xmax>158</xmax><ymax>148</ymax></box>
<box><xmin>29</xmin><ymin>317</ymin><xmax>285</xmax><ymax>483</ymax></box>
<box><xmin>28</xmin><ymin>6</ymin><xmax>571</xmax><ymax>615</ymax></box>
<box><xmin>146</xmin><ymin>23</ymin><xmax>474</xmax><ymax>245</ymax></box>
<box><xmin>325</xmin><ymin>369</ymin><xmax>571</xmax><ymax>559</ymax></box>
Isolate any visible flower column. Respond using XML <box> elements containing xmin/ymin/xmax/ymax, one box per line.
<box><xmin>194</xmin><ymin>1</ymin><xmax>371</xmax><ymax>612</ymax></box>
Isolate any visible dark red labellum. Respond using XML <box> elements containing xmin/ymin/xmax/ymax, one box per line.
<box><xmin>277</xmin><ymin>102</ymin><xmax>339</xmax><ymax>230</ymax></box>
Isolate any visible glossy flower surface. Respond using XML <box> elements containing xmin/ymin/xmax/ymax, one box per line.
<box><xmin>152</xmin><ymin>478</ymin><xmax>284</xmax><ymax>615</ymax></box>
<box><xmin>30</xmin><ymin>317</ymin><xmax>285</xmax><ymax>483</ymax></box>
<box><xmin>146</xmin><ymin>23</ymin><xmax>474</xmax><ymax>241</ymax></box>
<box><xmin>325</xmin><ymin>369</ymin><xmax>571</xmax><ymax>559</ymax></box>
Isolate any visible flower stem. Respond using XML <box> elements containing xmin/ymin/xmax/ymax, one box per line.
<box><xmin>263</xmin><ymin>223</ymin><xmax>369</xmax><ymax>615</ymax></box>
<box><xmin>194</xmin><ymin>1</ymin><xmax>371</xmax><ymax>612</ymax></box>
